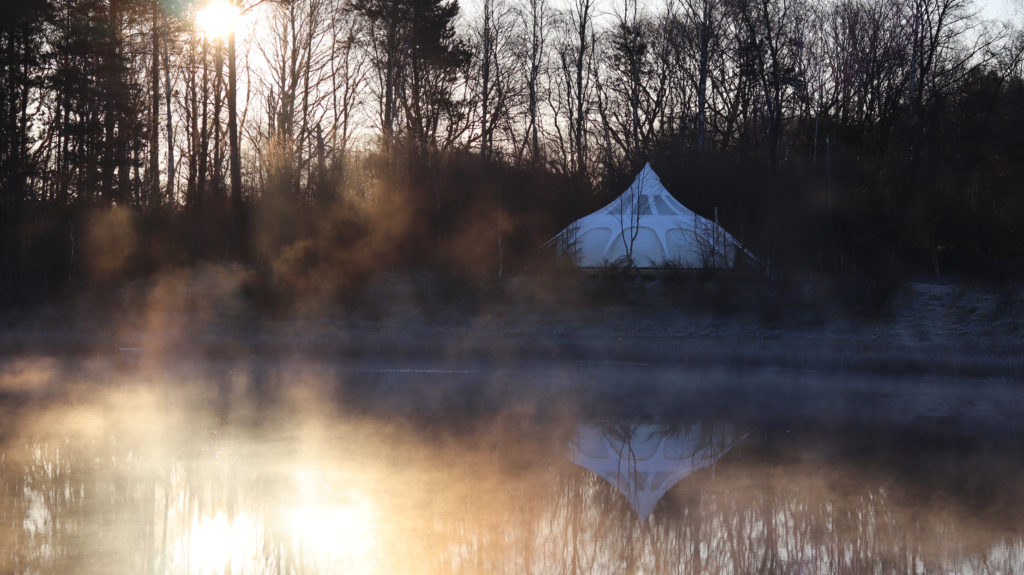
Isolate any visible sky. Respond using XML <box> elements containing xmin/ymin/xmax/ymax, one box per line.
<box><xmin>527</xmin><ymin>0</ymin><xmax>1023</xmax><ymax>23</ymax></box>
<box><xmin>980</xmin><ymin>0</ymin><xmax>1018</xmax><ymax>21</ymax></box>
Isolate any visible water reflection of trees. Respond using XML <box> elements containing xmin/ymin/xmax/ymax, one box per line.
<box><xmin>2</xmin><ymin>412</ymin><xmax>1023</xmax><ymax>574</ymax></box>
<box><xmin>449</xmin><ymin>465</ymin><xmax>1024</xmax><ymax>575</ymax></box>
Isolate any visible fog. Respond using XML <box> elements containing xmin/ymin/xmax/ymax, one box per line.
<box><xmin>5</xmin><ymin>0</ymin><xmax>1024</xmax><ymax>568</ymax></box>
<box><xmin>3</xmin><ymin>359</ymin><xmax>1023</xmax><ymax>574</ymax></box>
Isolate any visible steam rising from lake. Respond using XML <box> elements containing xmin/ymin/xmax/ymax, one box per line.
<box><xmin>2</xmin><ymin>359</ymin><xmax>1023</xmax><ymax>574</ymax></box>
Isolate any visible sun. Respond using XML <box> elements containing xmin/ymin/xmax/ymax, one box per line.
<box><xmin>196</xmin><ymin>1</ymin><xmax>240</xmax><ymax>38</ymax></box>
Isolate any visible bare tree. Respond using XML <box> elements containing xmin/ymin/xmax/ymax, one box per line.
<box><xmin>676</xmin><ymin>0</ymin><xmax>724</xmax><ymax>151</ymax></box>
<box><xmin>908</xmin><ymin>0</ymin><xmax>993</xmax><ymax>124</ymax></box>
<box><xmin>731</xmin><ymin>0</ymin><xmax>808</xmax><ymax>171</ymax></box>
<box><xmin>597</xmin><ymin>5</ymin><xmax>675</xmax><ymax>169</ymax></box>
<box><xmin>212</xmin><ymin>36</ymin><xmax>225</xmax><ymax>203</ymax></box>
<box><xmin>613</xmin><ymin>175</ymin><xmax>647</xmax><ymax>270</ymax></box>
<box><xmin>622</xmin><ymin>0</ymin><xmax>642</xmax><ymax>162</ymax></box>
<box><xmin>348</xmin><ymin>0</ymin><xmax>402</xmax><ymax>152</ymax></box>
<box><xmin>150</xmin><ymin>1</ymin><xmax>161</xmax><ymax>204</ymax></box>
<box><xmin>552</xmin><ymin>0</ymin><xmax>597</xmax><ymax>178</ymax></box>
<box><xmin>228</xmin><ymin>14</ymin><xmax>244</xmax><ymax>256</ymax></box>
<box><xmin>197</xmin><ymin>30</ymin><xmax>212</xmax><ymax>209</ymax></box>
<box><xmin>521</xmin><ymin>0</ymin><xmax>551</xmax><ymax>163</ymax></box>
<box><xmin>162</xmin><ymin>14</ymin><xmax>175</xmax><ymax>203</ymax></box>
<box><xmin>328</xmin><ymin>7</ymin><xmax>370</xmax><ymax>160</ymax></box>
<box><xmin>256</xmin><ymin>0</ymin><xmax>326</xmax><ymax>197</ymax></box>
<box><xmin>472</xmin><ymin>0</ymin><xmax>520</xmax><ymax>159</ymax></box>
<box><xmin>481</xmin><ymin>0</ymin><xmax>494</xmax><ymax>159</ymax></box>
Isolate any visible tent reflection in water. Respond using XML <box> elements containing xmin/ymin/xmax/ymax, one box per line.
<box><xmin>552</xmin><ymin>164</ymin><xmax>755</xmax><ymax>272</ymax></box>
<box><xmin>566</xmin><ymin>424</ymin><xmax>743</xmax><ymax>519</ymax></box>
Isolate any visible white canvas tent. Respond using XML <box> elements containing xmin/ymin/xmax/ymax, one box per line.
<box><xmin>553</xmin><ymin>164</ymin><xmax>752</xmax><ymax>271</ymax></box>
<box><xmin>566</xmin><ymin>423</ymin><xmax>742</xmax><ymax>519</ymax></box>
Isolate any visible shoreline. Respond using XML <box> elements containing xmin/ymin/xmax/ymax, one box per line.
<box><xmin>0</xmin><ymin>268</ymin><xmax>1019</xmax><ymax>379</ymax></box>
<box><xmin>0</xmin><ymin>328</ymin><xmax>1018</xmax><ymax>380</ymax></box>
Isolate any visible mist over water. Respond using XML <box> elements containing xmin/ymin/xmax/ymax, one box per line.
<box><xmin>2</xmin><ymin>359</ymin><xmax>1023</xmax><ymax>575</ymax></box>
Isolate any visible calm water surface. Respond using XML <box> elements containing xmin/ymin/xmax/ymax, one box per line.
<box><xmin>1</xmin><ymin>358</ymin><xmax>1022</xmax><ymax>574</ymax></box>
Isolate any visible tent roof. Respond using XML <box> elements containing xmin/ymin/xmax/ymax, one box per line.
<box><xmin>598</xmin><ymin>163</ymin><xmax>695</xmax><ymax>219</ymax></box>
<box><xmin>544</xmin><ymin>163</ymin><xmax>760</xmax><ymax>270</ymax></box>
<box><xmin>566</xmin><ymin>163</ymin><xmax>722</xmax><ymax>239</ymax></box>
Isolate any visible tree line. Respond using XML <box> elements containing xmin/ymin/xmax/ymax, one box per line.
<box><xmin>2</xmin><ymin>0</ymin><xmax>1023</xmax><ymax>303</ymax></box>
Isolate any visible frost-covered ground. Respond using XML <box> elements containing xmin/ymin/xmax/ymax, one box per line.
<box><xmin>0</xmin><ymin>265</ymin><xmax>1020</xmax><ymax>378</ymax></box>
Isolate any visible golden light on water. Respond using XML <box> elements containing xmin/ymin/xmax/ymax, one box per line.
<box><xmin>287</xmin><ymin>467</ymin><xmax>379</xmax><ymax>574</ymax></box>
<box><xmin>177</xmin><ymin>470</ymin><xmax>378</xmax><ymax>575</ymax></box>
<box><xmin>288</xmin><ymin>501</ymin><xmax>378</xmax><ymax>572</ymax></box>
<box><xmin>196</xmin><ymin>1</ymin><xmax>240</xmax><ymax>38</ymax></box>
<box><xmin>187</xmin><ymin>512</ymin><xmax>259</xmax><ymax>575</ymax></box>
<box><xmin>8</xmin><ymin>369</ymin><xmax>1024</xmax><ymax>575</ymax></box>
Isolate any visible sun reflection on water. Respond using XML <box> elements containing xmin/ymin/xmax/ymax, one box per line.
<box><xmin>287</xmin><ymin>498</ymin><xmax>377</xmax><ymax>574</ymax></box>
<box><xmin>173</xmin><ymin>475</ymin><xmax>378</xmax><ymax>575</ymax></box>
<box><xmin>187</xmin><ymin>512</ymin><xmax>260</xmax><ymax>575</ymax></box>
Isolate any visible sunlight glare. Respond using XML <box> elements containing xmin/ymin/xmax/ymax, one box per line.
<box><xmin>188</xmin><ymin>512</ymin><xmax>257</xmax><ymax>575</ymax></box>
<box><xmin>288</xmin><ymin>498</ymin><xmax>377</xmax><ymax>574</ymax></box>
<box><xmin>196</xmin><ymin>1</ymin><xmax>240</xmax><ymax>38</ymax></box>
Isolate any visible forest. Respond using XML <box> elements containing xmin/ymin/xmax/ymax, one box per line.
<box><xmin>2</xmin><ymin>0</ymin><xmax>1024</xmax><ymax>306</ymax></box>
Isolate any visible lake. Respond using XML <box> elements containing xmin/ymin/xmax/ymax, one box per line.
<box><xmin>1</xmin><ymin>357</ymin><xmax>1022</xmax><ymax>574</ymax></box>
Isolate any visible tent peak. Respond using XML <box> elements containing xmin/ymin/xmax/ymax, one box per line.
<box><xmin>629</xmin><ymin>164</ymin><xmax>666</xmax><ymax>195</ymax></box>
<box><xmin>599</xmin><ymin>163</ymin><xmax>689</xmax><ymax>218</ymax></box>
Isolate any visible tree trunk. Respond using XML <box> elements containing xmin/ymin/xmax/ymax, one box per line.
<box><xmin>383</xmin><ymin>15</ymin><xmax>397</xmax><ymax>153</ymax></box>
<box><xmin>162</xmin><ymin>15</ymin><xmax>174</xmax><ymax>204</ymax></box>
<box><xmin>481</xmin><ymin>0</ymin><xmax>491</xmax><ymax>159</ymax></box>
<box><xmin>197</xmin><ymin>37</ymin><xmax>209</xmax><ymax>209</ymax></box>
<box><xmin>572</xmin><ymin>0</ymin><xmax>592</xmax><ymax>178</ymax></box>
<box><xmin>213</xmin><ymin>39</ymin><xmax>223</xmax><ymax>201</ymax></box>
<box><xmin>696</xmin><ymin>0</ymin><xmax>711</xmax><ymax>151</ymax></box>
<box><xmin>103</xmin><ymin>98</ymin><xmax>116</xmax><ymax>202</ymax></box>
<box><xmin>186</xmin><ymin>43</ymin><xmax>199</xmax><ymax>209</ymax></box>
<box><xmin>227</xmin><ymin>29</ymin><xmax>244</xmax><ymax>259</ymax></box>
<box><xmin>628</xmin><ymin>0</ymin><xmax>640</xmax><ymax>166</ymax></box>
<box><xmin>528</xmin><ymin>0</ymin><xmax>542</xmax><ymax>162</ymax></box>
<box><xmin>150</xmin><ymin>6</ymin><xmax>160</xmax><ymax>205</ymax></box>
